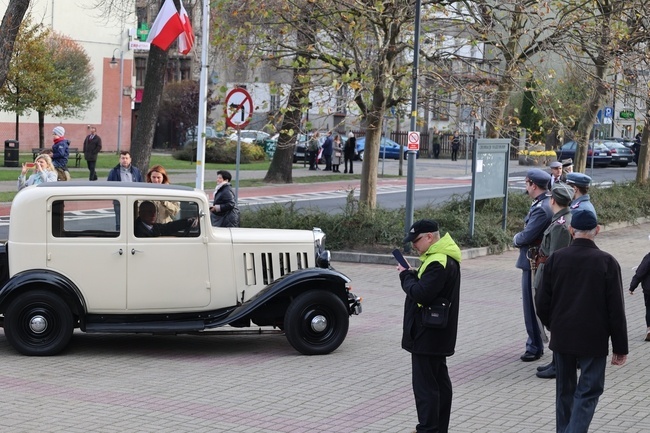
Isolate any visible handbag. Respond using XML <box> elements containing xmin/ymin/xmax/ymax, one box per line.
<box><xmin>421</xmin><ymin>298</ymin><xmax>451</xmax><ymax>328</ymax></box>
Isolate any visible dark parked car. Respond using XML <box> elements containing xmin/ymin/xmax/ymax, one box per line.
<box><xmin>556</xmin><ymin>141</ymin><xmax>612</xmax><ymax>167</ymax></box>
<box><xmin>602</xmin><ymin>141</ymin><xmax>634</xmax><ymax>167</ymax></box>
<box><xmin>355</xmin><ymin>136</ymin><xmax>419</xmax><ymax>161</ymax></box>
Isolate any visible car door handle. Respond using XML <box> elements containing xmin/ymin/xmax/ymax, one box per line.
<box><xmin>116</xmin><ymin>249</ymin><xmax>123</xmax><ymax>256</ymax></box>
<box><xmin>131</xmin><ymin>248</ymin><xmax>143</xmax><ymax>255</ymax></box>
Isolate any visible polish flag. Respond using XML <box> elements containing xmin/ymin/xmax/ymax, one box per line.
<box><xmin>177</xmin><ymin>1</ymin><xmax>194</xmax><ymax>55</ymax></box>
<box><xmin>146</xmin><ymin>0</ymin><xmax>184</xmax><ymax>51</ymax></box>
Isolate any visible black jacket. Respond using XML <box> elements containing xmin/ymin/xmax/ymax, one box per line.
<box><xmin>211</xmin><ymin>183</ymin><xmax>239</xmax><ymax>227</ymax></box>
<box><xmin>400</xmin><ymin>253</ymin><xmax>461</xmax><ymax>356</ymax></box>
<box><xmin>630</xmin><ymin>252</ymin><xmax>650</xmax><ymax>294</ymax></box>
<box><xmin>536</xmin><ymin>238</ymin><xmax>628</xmax><ymax>357</ymax></box>
<box><xmin>83</xmin><ymin>134</ymin><xmax>102</xmax><ymax>162</ymax></box>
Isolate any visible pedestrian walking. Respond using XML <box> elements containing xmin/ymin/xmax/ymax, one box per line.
<box><xmin>548</xmin><ymin>161</ymin><xmax>562</xmax><ymax>188</ymax></box>
<box><xmin>513</xmin><ymin>168</ymin><xmax>552</xmax><ymax>362</ymax></box>
<box><xmin>397</xmin><ymin>219</ymin><xmax>462</xmax><ymax>433</ymax></box>
<box><xmin>107</xmin><ymin>150</ymin><xmax>143</xmax><ymax>182</ymax></box>
<box><xmin>83</xmin><ymin>125</ymin><xmax>102</xmax><ymax>181</ymax></box>
<box><xmin>566</xmin><ymin>172</ymin><xmax>596</xmax><ymax>217</ymax></box>
<box><xmin>431</xmin><ymin>128</ymin><xmax>441</xmax><ymax>159</ymax></box>
<box><xmin>450</xmin><ymin>132</ymin><xmax>460</xmax><ymax>161</ymax></box>
<box><xmin>536</xmin><ymin>209</ymin><xmax>628</xmax><ymax>433</ymax></box>
<box><xmin>344</xmin><ymin>131</ymin><xmax>356</xmax><ymax>174</ymax></box>
<box><xmin>322</xmin><ymin>131</ymin><xmax>333</xmax><ymax>171</ymax></box>
<box><xmin>629</xmin><ymin>241</ymin><xmax>650</xmax><ymax>342</ymax></box>
<box><xmin>332</xmin><ymin>134</ymin><xmax>342</xmax><ymax>172</ymax></box>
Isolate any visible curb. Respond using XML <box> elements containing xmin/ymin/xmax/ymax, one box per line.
<box><xmin>332</xmin><ymin>216</ymin><xmax>650</xmax><ymax>266</ymax></box>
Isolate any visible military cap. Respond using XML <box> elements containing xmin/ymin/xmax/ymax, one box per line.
<box><xmin>403</xmin><ymin>219</ymin><xmax>439</xmax><ymax>243</ymax></box>
<box><xmin>561</xmin><ymin>158</ymin><xmax>573</xmax><ymax>167</ymax></box>
<box><xmin>571</xmin><ymin>209</ymin><xmax>598</xmax><ymax>230</ymax></box>
<box><xmin>546</xmin><ymin>182</ymin><xmax>574</xmax><ymax>206</ymax></box>
<box><xmin>526</xmin><ymin>168</ymin><xmax>551</xmax><ymax>188</ymax></box>
<box><xmin>549</xmin><ymin>161</ymin><xmax>562</xmax><ymax>169</ymax></box>
<box><xmin>566</xmin><ymin>172</ymin><xmax>592</xmax><ymax>188</ymax></box>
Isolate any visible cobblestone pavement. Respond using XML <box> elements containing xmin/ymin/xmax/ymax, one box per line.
<box><xmin>1</xmin><ymin>223</ymin><xmax>649</xmax><ymax>432</ymax></box>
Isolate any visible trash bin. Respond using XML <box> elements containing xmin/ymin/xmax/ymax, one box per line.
<box><xmin>4</xmin><ymin>140</ymin><xmax>19</xmax><ymax>167</ymax></box>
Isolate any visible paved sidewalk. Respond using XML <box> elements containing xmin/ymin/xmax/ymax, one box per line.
<box><xmin>0</xmin><ymin>222</ymin><xmax>648</xmax><ymax>432</ymax></box>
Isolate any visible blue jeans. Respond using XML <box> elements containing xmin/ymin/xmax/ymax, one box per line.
<box><xmin>555</xmin><ymin>353</ymin><xmax>606</xmax><ymax>433</ymax></box>
<box><xmin>521</xmin><ymin>270</ymin><xmax>543</xmax><ymax>355</ymax></box>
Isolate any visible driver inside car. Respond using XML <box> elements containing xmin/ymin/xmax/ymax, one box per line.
<box><xmin>135</xmin><ymin>201</ymin><xmax>197</xmax><ymax>237</ymax></box>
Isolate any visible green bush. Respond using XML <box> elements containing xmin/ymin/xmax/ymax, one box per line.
<box><xmin>173</xmin><ymin>138</ymin><xmax>266</xmax><ymax>163</ymax></box>
<box><xmin>239</xmin><ymin>181</ymin><xmax>650</xmax><ymax>253</ymax></box>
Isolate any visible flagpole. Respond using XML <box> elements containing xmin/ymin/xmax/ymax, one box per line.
<box><xmin>195</xmin><ymin>0</ymin><xmax>209</xmax><ymax>191</ymax></box>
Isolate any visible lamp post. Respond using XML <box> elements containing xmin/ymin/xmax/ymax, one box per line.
<box><xmin>110</xmin><ymin>49</ymin><xmax>124</xmax><ymax>153</ymax></box>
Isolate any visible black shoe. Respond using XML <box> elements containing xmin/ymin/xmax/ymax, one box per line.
<box><xmin>520</xmin><ymin>351</ymin><xmax>542</xmax><ymax>362</ymax></box>
<box><xmin>344</xmin><ymin>170</ymin><xmax>347</xmax><ymax>174</ymax></box>
<box><xmin>536</xmin><ymin>362</ymin><xmax>554</xmax><ymax>372</ymax></box>
<box><xmin>536</xmin><ymin>365</ymin><xmax>556</xmax><ymax>379</ymax></box>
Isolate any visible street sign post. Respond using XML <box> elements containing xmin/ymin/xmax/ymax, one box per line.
<box><xmin>224</xmin><ymin>88</ymin><xmax>255</xmax><ymax>201</ymax></box>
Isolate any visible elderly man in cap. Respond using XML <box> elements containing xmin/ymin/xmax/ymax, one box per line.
<box><xmin>397</xmin><ymin>219</ymin><xmax>462</xmax><ymax>433</ymax></box>
<box><xmin>536</xmin><ymin>210</ymin><xmax>628</xmax><ymax>433</ymax></box>
<box><xmin>566</xmin><ymin>172</ymin><xmax>596</xmax><ymax>217</ymax></box>
<box><xmin>513</xmin><ymin>168</ymin><xmax>553</xmax><ymax>362</ymax></box>
<box><xmin>560</xmin><ymin>158</ymin><xmax>573</xmax><ymax>181</ymax></box>
<box><xmin>548</xmin><ymin>161</ymin><xmax>563</xmax><ymax>188</ymax></box>
<box><xmin>532</xmin><ymin>182</ymin><xmax>575</xmax><ymax>379</ymax></box>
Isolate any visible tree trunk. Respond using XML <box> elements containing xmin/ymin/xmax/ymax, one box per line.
<box><xmin>636</xmin><ymin>97</ymin><xmax>650</xmax><ymax>184</ymax></box>
<box><xmin>485</xmin><ymin>79</ymin><xmax>515</xmax><ymax>139</ymax></box>
<box><xmin>573</xmin><ymin>68</ymin><xmax>608</xmax><ymax>173</ymax></box>
<box><xmin>131</xmin><ymin>45</ymin><xmax>168</xmax><ymax>174</ymax></box>
<box><xmin>38</xmin><ymin>110</ymin><xmax>44</xmax><ymax>149</ymax></box>
<box><xmin>263</xmin><ymin>30</ymin><xmax>312</xmax><ymax>183</ymax></box>
<box><xmin>0</xmin><ymin>0</ymin><xmax>30</xmax><ymax>89</ymax></box>
<box><xmin>359</xmin><ymin>100</ymin><xmax>385</xmax><ymax>209</ymax></box>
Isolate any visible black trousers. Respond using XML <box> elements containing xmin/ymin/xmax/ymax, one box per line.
<box><xmin>412</xmin><ymin>353</ymin><xmax>452</xmax><ymax>433</ymax></box>
<box><xmin>344</xmin><ymin>156</ymin><xmax>354</xmax><ymax>173</ymax></box>
<box><xmin>87</xmin><ymin>160</ymin><xmax>97</xmax><ymax>180</ymax></box>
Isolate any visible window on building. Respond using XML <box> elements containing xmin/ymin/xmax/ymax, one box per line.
<box><xmin>336</xmin><ymin>86</ymin><xmax>348</xmax><ymax>114</ymax></box>
<box><xmin>180</xmin><ymin>59</ymin><xmax>191</xmax><ymax>80</ymax></box>
<box><xmin>135</xmin><ymin>58</ymin><xmax>147</xmax><ymax>87</ymax></box>
<box><xmin>270</xmin><ymin>93</ymin><xmax>281</xmax><ymax>112</ymax></box>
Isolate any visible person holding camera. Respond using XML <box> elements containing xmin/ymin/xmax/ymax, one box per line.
<box><xmin>18</xmin><ymin>154</ymin><xmax>58</xmax><ymax>191</ymax></box>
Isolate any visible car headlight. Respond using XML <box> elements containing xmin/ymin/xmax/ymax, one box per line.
<box><xmin>313</xmin><ymin>227</ymin><xmax>330</xmax><ymax>268</ymax></box>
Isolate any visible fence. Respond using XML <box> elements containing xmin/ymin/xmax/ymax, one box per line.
<box><xmin>351</xmin><ymin>130</ymin><xmax>520</xmax><ymax>160</ymax></box>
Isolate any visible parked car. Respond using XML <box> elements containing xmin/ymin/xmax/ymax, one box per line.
<box><xmin>293</xmin><ymin>133</ymin><xmax>327</xmax><ymax>164</ymax></box>
<box><xmin>602</xmin><ymin>141</ymin><xmax>634</xmax><ymax>167</ymax></box>
<box><xmin>0</xmin><ymin>183</ymin><xmax>362</xmax><ymax>356</ymax></box>
<box><xmin>355</xmin><ymin>136</ymin><xmax>419</xmax><ymax>161</ymax></box>
<box><xmin>228</xmin><ymin>130</ymin><xmax>271</xmax><ymax>144</ymax></box>
<box><xmin>184</xmin><ymin>126</ymin><xmax>220</xmax><ymax>147</ymax></box>
<box><xmin>603</xmin><ymin>137</ymin><xmax>635</xmax><ymax>149</ymax></box>
<box><xmin>555</xmin><ymin>141</ymin><xmax>612</xmax><ymax>167</ymax></box>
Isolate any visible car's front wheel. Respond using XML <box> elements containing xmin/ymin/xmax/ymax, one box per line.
<box><xmin>4</xmin><ymin>290</ymin><xmax>74</xmax><ymax>356</ymax></box>
<box><xmin>284</xmin><ymin>290</ymin><xmax>349</xmax><ymax>355</ymax></box>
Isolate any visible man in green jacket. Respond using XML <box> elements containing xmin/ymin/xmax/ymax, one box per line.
<box><xmin>398</xmin><ymin>219</ymin><xmax>462</xmax><ymax>433</ymax></box>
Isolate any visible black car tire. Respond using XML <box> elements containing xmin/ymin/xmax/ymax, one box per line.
<box><xmin>4</xmin><ymin>290</ymin><xmax>74</xmax><ymax>356</ymax></box>
<box><xmin>284</xmin><ymin>290</ymin><xmax>349</xmax><ymax>355</ymax></box>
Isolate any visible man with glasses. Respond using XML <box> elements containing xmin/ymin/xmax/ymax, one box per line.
<box><xmin>513</xmin><ymin>169</ymin><xmax>552</xmax><ymax>362</ymax></box>
<box><xmin>397</xmin><ymin>219</ymin><xmax>462</xmax><ymax>433</ymax></box>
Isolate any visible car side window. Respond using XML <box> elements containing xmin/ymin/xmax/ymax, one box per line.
<box><xmin>133</xmin><ymin>199</ymin><xmax>201</xmax><ymax>238</ymax></box>
<box><xmin>51</xmin><ymin>200</ymin><xmax>120</xmax><ymax>238</ymax></box>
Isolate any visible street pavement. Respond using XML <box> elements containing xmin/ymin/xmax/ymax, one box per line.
<box><xmin>0</xmin><ymin>221</ymin><xmax>649</xmax><ymax>432</ymax></box>
<box><xmin>1</xmin><ymin>157</ymin><xmax>650</xmax><ymax>431</ymax></box>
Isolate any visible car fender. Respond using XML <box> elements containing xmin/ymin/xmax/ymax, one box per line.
<box><xmin>0</xmin><ymin>269</ymin><xmax>86</xmax><ymax>317</ymax></box>
<box><xmin>207</xmin><ymin>268</ymin><xmax>351</xmax><ymax>328</ymax></box>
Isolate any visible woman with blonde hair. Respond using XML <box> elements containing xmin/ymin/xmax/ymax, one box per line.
<box><xmin>18</xmin><ymin>154</ymin><xmax>58</xmax><ymax>191</ymax></box>
<box><xmin>145</xmin><ymin>164</ymin><xmax>180</xmax><ymax>223</ymax></box>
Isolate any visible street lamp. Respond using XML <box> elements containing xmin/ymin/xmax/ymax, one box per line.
<box><xmin>110</xmin><ymin>48</ymin><xmax>124</xmax><ymax>153</ymax></box>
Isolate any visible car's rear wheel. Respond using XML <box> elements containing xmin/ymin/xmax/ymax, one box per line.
<box><xmin>4</xmin><ymin>290</ymin><xmax>74</xmax><ymax>356</ymax></box>
<box><xmin>284</xmin><ymin>290</ymin><xmax>349</xmax><ymax>355</ymax></box>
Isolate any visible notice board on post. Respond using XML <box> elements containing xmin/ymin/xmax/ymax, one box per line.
<box><xmin>469</xmin><ymin>139</ymin><xmax>510</xmax><ymax>237</ymax></box>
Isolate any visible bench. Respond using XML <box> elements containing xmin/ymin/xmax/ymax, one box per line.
<box><xmin>32</xmin><ymin>147</ymin><xmax>82</xmax><ymax>168</ymax></box>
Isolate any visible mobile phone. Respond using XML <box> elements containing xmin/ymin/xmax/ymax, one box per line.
<box><xmin>25</xmin><ymin>162</ymin><xmax>35</xmax><ymax>168</ymax></box>
<box><xmin>392</xmin><ymin>248</ymin><xmax>410</xmax><ymax>269</ymax></box>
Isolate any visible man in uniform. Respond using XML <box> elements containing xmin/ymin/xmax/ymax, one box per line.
<box><xmin>536</xmin><ymin>210</ymin><xmax>628</xmax><ymax>432</ymax></box>
<box><xmin>566</xmin><ymin>172</ymin><xmax>596</xmax><ymax>217</ymax></box>
<box><xmin>560</xmin><ymin>158</ymin><xmax>573</xmax><ymax>181</ymax></box>
<box><xmin>398</xmin><ymin>219</ymin><xmax>462</xmax><ymax>433</ymax></box>
<box><xmin>548</xmin><ymin>161</ymin><xmax>562</xmax><ymax>188</ymax></box>
<box><xmin>513</xmin><ymin>168</ymin><xmax>552</xmax><ymax>362</ymax></box>
<box><xmin>532</xmin><ymin>182</ymin><xmax>574</xmax><ymax>379</ymax></box>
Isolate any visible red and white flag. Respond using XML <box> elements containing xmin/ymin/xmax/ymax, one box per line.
<box><xmin>177</xmin><ymin>1</ymin><xmax>194</xmax><ymax>55</ymax></box>
<box><xmin>146</xmin><ymin>0</ymin><xmax>184</xmax><ymax>51</ymax></box>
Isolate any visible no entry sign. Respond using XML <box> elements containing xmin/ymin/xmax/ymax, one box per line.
<box><xmin>225</xmin><ymin>88</ymin><xmax>254</xmax><ymax>129</ymax></box>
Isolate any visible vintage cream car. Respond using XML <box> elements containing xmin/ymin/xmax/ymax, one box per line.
<box><xmin>0</xmin><ymin>182</ymin><xmax>361</xmax><ymax>356</ymax></box>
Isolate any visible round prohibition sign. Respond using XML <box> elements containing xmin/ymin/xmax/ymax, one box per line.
<box><xmin>407</xmin><ymin>131</ymin><xmax>420</xmax><ymax>150</ymax></box>
<box><xmin>225</xmin><ymin>88</ymin><xmax>254</xmax><ymax>129</ymax></box>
